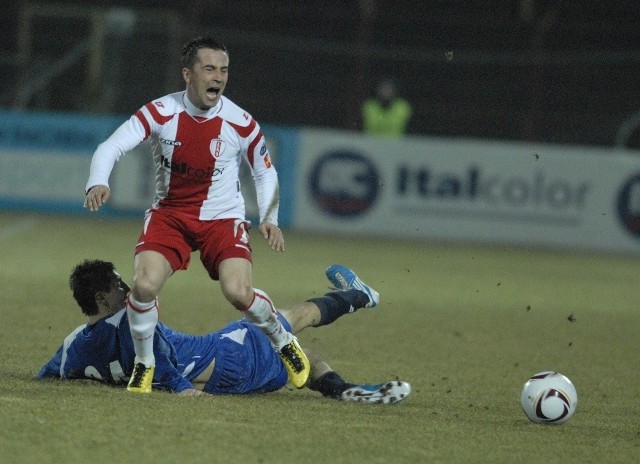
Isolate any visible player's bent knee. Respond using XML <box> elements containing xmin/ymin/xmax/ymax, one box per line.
<box><xmin>132</xmin><ymin>277</ymin><xmax>163</xmax><ymax>302</ymax></box>
<box><xmin>228</xmin><ymin>292</ymin><xmax>254</xmax><ymax>311</ymax></box>
<box><xmin>221</xmin><ymin>283</ymin><xmax>254</xmax><ymax>310</ymax></box>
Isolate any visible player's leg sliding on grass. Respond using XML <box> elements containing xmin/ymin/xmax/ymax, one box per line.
<box><xmin>307</xmin><ymin>356</ymin><xmax>411</xmax><ymax>405</ymax></box>
<box><xmin>278</xmin><ymin>266</ymin><xmax>410</xmax><ymax>404</ymax></box>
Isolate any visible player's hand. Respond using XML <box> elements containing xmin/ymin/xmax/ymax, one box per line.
<box><xmin>83</xmin><ymin>185</ymin><xmax>111</xmax><ymax>212</ymax></box>
<box><xmin>259</xmin><ymin>222</ymin><xmax>285</xmax><ymax>252</ymax></box>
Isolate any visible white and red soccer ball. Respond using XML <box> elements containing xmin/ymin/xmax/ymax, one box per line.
<box><xmin>520</xmin><ymin>371</ymin><xmax>578</xmax><ymax>424</ymax></box>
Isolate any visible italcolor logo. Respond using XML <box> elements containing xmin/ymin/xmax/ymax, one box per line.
<box><xmin>160</xmin><ymin>155</ymin><xmax>224</xmax><ymax>180</ymax></box>
<box><xmin>309</xmin><ymin>151</ymin><xmax>380</xmax><ymax>217</ymax></box>
<box><xmin>396</xmin><ymin>165</ymin><xmax>590</xmax><ymax>210</ymax></box>
<box><xmin>617</xmin><ymin>173</ymin><xmax>640</xmax><ymax>238</ymax></box>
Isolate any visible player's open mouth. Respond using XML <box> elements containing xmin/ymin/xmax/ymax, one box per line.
<box><xmin>207</xmin><ymin>87</ymin><xmax>219</xmax><ymax>97</ymax></box>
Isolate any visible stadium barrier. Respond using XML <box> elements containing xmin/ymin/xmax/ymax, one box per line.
<box><xmin>1</xmin><ymin>109</ymin><xmax>639</xmax><ymax>254</ymax></box>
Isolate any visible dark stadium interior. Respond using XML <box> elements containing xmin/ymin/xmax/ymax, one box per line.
<box><xmin>1</xmin><ymin>0</ymin><xmax>640</xmax><ymax>147</ymax></box>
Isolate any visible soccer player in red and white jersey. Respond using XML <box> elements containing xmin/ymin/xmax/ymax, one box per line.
<box><xmin>83</xmin><ymin>36</ymin><xmax>310</xmax><ymax>393</ymax></box>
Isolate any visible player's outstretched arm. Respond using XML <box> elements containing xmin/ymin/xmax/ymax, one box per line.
<box><xmin>84</xmin><ymin>185</ymin><xmax>111</xmax><ymax>212</ymax></box>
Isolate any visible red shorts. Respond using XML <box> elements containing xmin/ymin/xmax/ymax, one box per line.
<box><xmin>135</xmin><ymin>208</ymin><xmax>253</xmax><ymax>280</ymax></box>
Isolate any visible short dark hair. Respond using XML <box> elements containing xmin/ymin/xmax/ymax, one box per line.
<box><xmin>181</xmin><ymin>36</ymin><xmax>228</xmax><ymax>69</ymax></box>
<box><xmin>69</xmin><ymin>260</ymin><xmax>117</xmax><ymax>316</ymax></box>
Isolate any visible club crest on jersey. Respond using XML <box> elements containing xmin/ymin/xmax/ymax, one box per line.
<box><xmin>210</xmin><ymin>139</ymin><xmax>226</xmax><ymax>159</ymax></box>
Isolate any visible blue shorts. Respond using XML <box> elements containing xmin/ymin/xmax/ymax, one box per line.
<box><xmin>203</xmin><ymin>314</ymin><xmax>290</xmax><ymax>394</ymax></box>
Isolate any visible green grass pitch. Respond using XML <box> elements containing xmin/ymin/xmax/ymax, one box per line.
<box><xmin>0</xmin><ymin>211</ymin><xmax>638</xmax><ymax>463</ymax></box>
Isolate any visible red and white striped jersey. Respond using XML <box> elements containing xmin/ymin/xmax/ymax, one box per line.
<box><xmin>86</xmin><ymin>91</ymin><xmax>279</xmax><ymax>224</ymax></box>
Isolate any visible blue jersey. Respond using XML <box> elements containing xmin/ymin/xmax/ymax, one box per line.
<box><xmin>38</xmin><ymin>309</ymin><xmax>289</xmax><ymax>394</ymax></box>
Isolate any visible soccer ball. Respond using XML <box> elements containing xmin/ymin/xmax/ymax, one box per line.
<box><xmin>520</xmin><ymin>371</ymin><xmax>578</xmax><ymax>424</ymax></box>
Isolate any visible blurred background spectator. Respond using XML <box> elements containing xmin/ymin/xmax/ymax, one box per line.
<box><xmin>362</xmin><ymin>78</ymin><xmax>412</xmax><ymax>137</ymax></box>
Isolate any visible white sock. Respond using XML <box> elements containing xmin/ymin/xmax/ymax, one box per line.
<box><xmin>126</xmin><ymin>294</ymin><xmax>159</xmax><ymax>367</ymax></box>
<box><xmin>243</xmin><ymin>289</ymin><xmax>293</xmax><ymax>350</ymax></box>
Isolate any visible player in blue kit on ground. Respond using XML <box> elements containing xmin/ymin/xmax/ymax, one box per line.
<box><xmin>38</xmin><ymin>260</ymin><xmax>411</xmax><ymax>404</ymax></box>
